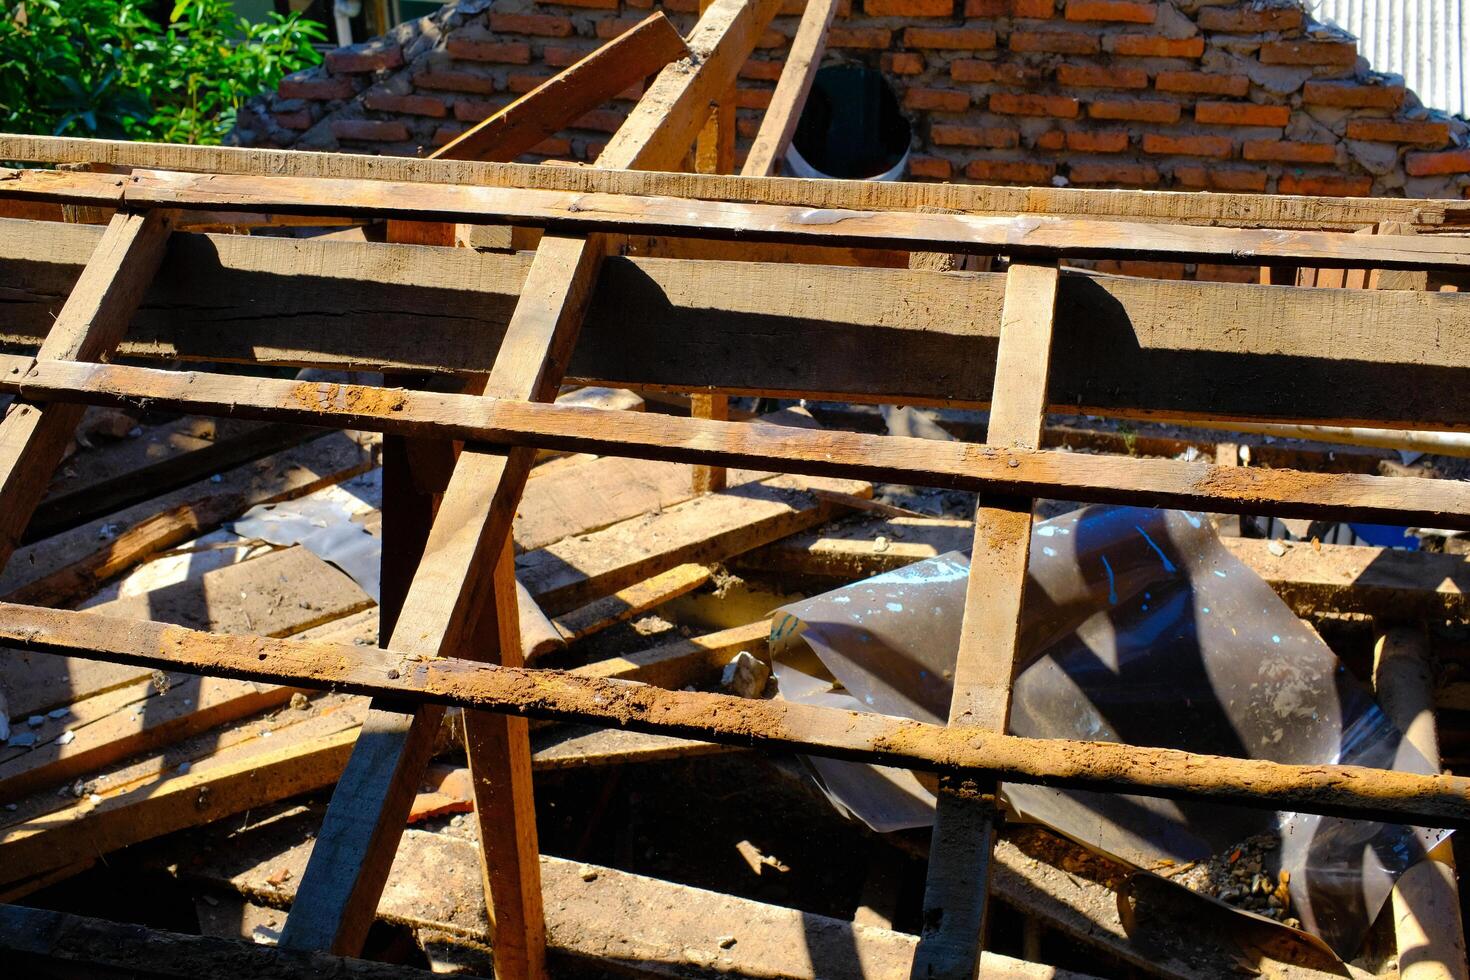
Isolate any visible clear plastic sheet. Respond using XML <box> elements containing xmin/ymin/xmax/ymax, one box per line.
<box><xmin>768</xmin><ymin>505</ymin><xmax>1448</xmax><ymax>957</ymax></box>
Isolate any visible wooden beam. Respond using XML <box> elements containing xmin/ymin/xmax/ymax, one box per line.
<box><xmin>0</xmin><ymin>904</ymin><xmax>456</xmax><ymax>980</ymax></box>
<box><xmin>10</xmin><ymin>167</ymin><xmax>1470</xmax><ymax>271</ymax></box>
<box><xmin>5</xmin><ymin>134</ymin><xmax>1463</xmax><ymax>229</ymax></box>
<box><xmin>914</xmin><ymin>261</ymin><xmax>1058</xmax><ymax>979</ymax></box>
<box><xmin>740</xmin><ymin>0</ymin><xmax>840</xmax><ymax>177</ymax></box>
<box><xmin>0</xmin><ymin>210</ymin><xmax>171</xmax><ymax>570</ymax></box>
<box><xmin>12</xmin><ymin>220</ymin><xmax>1470</xmax><ymax>428</ymax></box>
<box><xmin>2</xmin><ymin>602</ymin><xmax>1468</xmax><ymax>827</ymax></box>
<box><xmin>10</xmin><ymin>361</ymin><xmax>1470</xmax><ymax>529</ymax></box>
<box><xmin>437</xmin><ymin>13</ymin><xmax>687</xmax><ymax>165</ymax></box>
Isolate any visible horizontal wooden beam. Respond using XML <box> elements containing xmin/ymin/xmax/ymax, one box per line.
<box><xmin>7</xmin><ymin>219</ymin><xmax>1470</xmax><ymax>427</ymax></box>
<box><xmin>6</xmin><ymin>360</ymin><xmax>1469</xmax><ymax>528</ymax></box>
<box><xmin>3</xmin><ymin>134</ymin><xmax>1464</xmax><ymax>229</ymax></box>
<box><xmin>6</xmin><ymin>167</ymin><xmax>1469</xmax><ymax>270</ymax></box>
<box><xmin>0</xmin><ymin>601</ymin><xmax>1465</xmax><ymax>827</ymax></box>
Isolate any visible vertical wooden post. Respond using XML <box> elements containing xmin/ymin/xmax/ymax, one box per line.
<box><xmin>1374</xmin><ymin>627</ymin><xmax>1469</xmax><ymax>980</ymax></box>
<box><xmin>911</xmin><ymin>260</ymin><xmax>1059</xmax><ymax>980</ymax></box>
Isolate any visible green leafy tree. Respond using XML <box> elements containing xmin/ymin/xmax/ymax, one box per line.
<box><xmin>0</xmin><ymin>0</ymin><xmax>325</xmax><ymax>144</ymax></box>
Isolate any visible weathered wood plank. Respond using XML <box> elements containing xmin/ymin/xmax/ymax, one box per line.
<box><xmin>741</xmin><ymin>0</ymin><xmax>839</xmax><ymax>177</ymax></box>
<box><xmin>2</xmin><ymin>602</ymin><xmax>1468</xmax><ymax>827</ymax></box>
<box><xmin>10</xmin><ymin>166</ymin><xmax>1470</xmax><ymax>270</ymax></box>
<box><xmin>0</xmin><ymin>211</ymin><xmax>171</xmax><ymax>569</ymax></box>
<box><xmin>4</xmin><ymin>133</ymin><xmax>1462</xmax><ymax>229</ymax></box>
<box><xmin>9</xmin><ymin>221</ymin><xmax>1470</xmax><ymax>427</ymax></box>
<box><xmin>10</xmin><ymin>361</ymin><xmax>1470</xmax><ymax>529</ymax></box>
<box><xmin>914</xmin><ymin>261</ymin><xmax>1058</xmax><ymax>979</ymax></box>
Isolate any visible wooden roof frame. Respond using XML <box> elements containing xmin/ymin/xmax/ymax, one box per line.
<box><xmin>1</xmin><ymin>1</ymin><xmax>1469</xmax><ymax>977</ymax></box>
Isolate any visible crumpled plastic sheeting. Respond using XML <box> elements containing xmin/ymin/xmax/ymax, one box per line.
<box><xmin>230</xmin><ymin>472</ymin><xmax>382</xmax><ymax>602</ymax></box>
<box><xmin>769</xmin><ymin>505</ymin><xmax>1447</xmax><ymax>957</ymax></box>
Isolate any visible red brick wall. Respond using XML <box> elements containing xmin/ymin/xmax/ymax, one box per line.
<box><xmin>234</xmin><ymin>0</ymin><xmax>1470</xmax><ymax>200</ymax></box>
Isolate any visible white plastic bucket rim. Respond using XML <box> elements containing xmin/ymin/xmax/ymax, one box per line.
<box><xmin>784</xmin><ymin>141</ymin><xmax>911</xmax><ymax>182</ymax></box>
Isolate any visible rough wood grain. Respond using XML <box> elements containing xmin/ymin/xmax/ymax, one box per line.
<box><xmin>2</xmin><ymin>602</ymin><xmax>1468</xmax><ymax>828</ymax></box>
<box><xmin>741</xmin><ymin>0</ymin><xmax>840</xmax><ymax>177</ymax></box>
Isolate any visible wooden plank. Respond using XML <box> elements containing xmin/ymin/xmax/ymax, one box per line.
<box><xmin>13</xmin><ymin>167</ymin><xmax>1470</xmax><ymax>271</ymax></box>
<box><xmin>437</xmin><ymin>13</ymin><xmax>687</xmax><ymax>164</ymax></box>
<box><xmin>0</xmin><ymin>431</ymin><xmax>376</xmax><ymax>607</ymax></box>
<box><xmin>741</xmin><ymin>0</ymin><xmax>840</xmax><ymax>177</ymax></box>
<box><xmin>0</xmin><ymin>904</ymin><xmax>456</xmax><ymax>980</ymax></box>
<box><xmin>4</xmin><ymin>603</ymin><xmax>1469</xmax><ymax>827</ymax></box>
<box><xmin>0</xmin><ymin>210</ymin><xmax>171</xmax><ymax>570</ymax></box>
<box><xmin>550</xmin><ymin>563</ymin><xmax>711</xmax><ymax>643</ymax></box>
<box><xmin>12</xmin><ymin>221</ymin><xmax>1470</xmax><ymax>429</ymax></box>
<box><xmin>12</xmin><ymin>361</ymin><xmax>1470</xmax><ymax>529</ymax></box>
<box><xmin>5</xmin><ymin>134</ymin><xmax>1461</xmax><ymax>229</ymax></box>
<box><xmin>914</xmin><ymin>261</ymin><xmax>1058</xmax><ymax>979</ymax></box>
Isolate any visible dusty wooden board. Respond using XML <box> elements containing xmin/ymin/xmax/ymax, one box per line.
<box><xmin>3</xmin><ymin>133</ymin><xmax>1461</xmax><ymax>229</ymax></box>
<box><xmin>0</xmin><ymin>544</ymin><xmax>369</xmax><ymax>720</ymax></box>
<box><xmin>0</xmin><ymin>903</ymin><xmax>459</xmax><ymax>980</ymax></box>
<box><xmin>11</xmin><ymin>166</ymin><xmax>1470</xmax><ymax>272</ymax></box>
<box><xmin>9</xmin><ymin>221</ymin><xmax>1470</xmax><ymax>426</ymax></box>
<box><xmin>157</xmin><ymin>811</ymin><xmax>1084</xmax><ymax>980</ymax></box>
<box><xmin>551</xmin><ymin>563</ymin><xmax>711</xmax><ymax>643</ymax></box>
<box><xmin>10</xmin><ymin>361</ymin><xmax>1469</xmax><ymax>530</ymax></box>
<box><xmin>0</xmin><ymin>430</ymin><xmax>375</xmax><ymax>601</ymax></box>
<box><xmin>737</xmin><ymin>515</ymin><xmax>1470</xmax><ymax>621</ymax></box>
<box><xmin>518</xmin><ymin>473</ymin><xmax>869</xmax><ymax>614</ymax></box>
<box><xmin>4</xmin><ymin>603</ymin><xmax>1467</xmax><ymax>827</ymax></box>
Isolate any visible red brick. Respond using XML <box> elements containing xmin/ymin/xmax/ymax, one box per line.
<box><xmin>1106</xmin><ymin>35</ymin><xmax>1204</xmax><ymax>57</ymax></box>
<box><xmin>544</xmin><ymin>45</ymin><xmax>593</xmax><ymax>67</ymax></box>
<box><xmin>931</xmin><ymin>124</ymin><xmax>1019</xmax><ymax>148</ymax></box>
<box><xmin>1009</xmin><ymin>30</ymin><xmax>1099</xmax><ymax>54</ymax></box>
<box><xmin>1055</xmin><ymin>64</ymin><xmax>1147</xmax><ymax>89</ymax></box>
<box><xmin>965</xmin><ymin>158</ymin><xmax>1056</xmax><ymax>183</ymax></box>
<box><xmin>1194</xmin><ymin>101</ymin><xmax>1288</xmax><ymax>127</ymax></box>
<box><xmin>363</xmin><ymin>92</ymin><xmax>448</xmax><ymax>118</ymax></box>
<box><xmin>325</xmin><ymin>44</ymin><xmax>403</xmax><ymax>74</ymax></box>
<box><xmin>279</xmin><ymin>75</ymin><xmax>355</xmax><ymax>101</ymax></box>
<box><xmin>1194</xmin><ymin>263</ymin><xmax>1262</xmax><ymax>284</ymax></box>
<box><xmin>1173</xmin><ymin>163</ymin><xmax>1268</xmax><ymax>192</ymax></box>
<box><xmin>737</xmin><ymin>88</ymin><xmax>773</xmax><ymax>109</ymax></box>
<box><xmin>414</xmin><ymin>70</ymin><xmax>498</xmax><ymax>95</ymax></box>
<box><xmin>908</xmin><ymin>155</ymin><xmax>953</xmax><ymax>179</ymax></box>
<box><xmin>756</xmin><ymin>28</ymin><xmax>787</xmax><ymax>49</ymax></box>
<box><xmin>1242</xmin><ymin>139</ymin><xmax>1335</xmax><ymax>163</ymax></box>
<box><xmin>506</xmin><ymin>72</ymin><xmax>554</xmax><ymax>94</ymax></box>
<box><xmin>1198</xmin><ymin>5</ymin><xmax>1302</xmax><ymax>32</ymax></box>
<box><xmin>1065</xmin><ymin>0</ymin><xmax>1155</xmax><ymax>23</ymax></box>
<box><xmin>882</xmin><ymin>52</ymin><xmax>925</xmax><ymax>75</ymax></box>
<box><xmin>1066</xmin><ymin>129</ymin><xmax>1129</xmax><ymax>152</ymax></box>
<box><xmin>736</xmin><ymin>116</ymin><xmax>761</xmax><ymax>139</ymax></box>
<box><xmin>490</xmin><ymin>12</ymin><xmax>574</xmax><ymax>36</ymax></box>
<box><xmin>991</xmin><ymin>92</ymin><xmax>1080</xmax><ymax>117</ymax></box>
<box><xmin>829</xmin><ymin>27</ymin><xmax>892</xmax><ymax>48</ymax></box>
<box><xmin>742</xmin><ymin>58</ymin><xmax>787</xmax><ymax>80</ymax></box>
<box><xmin>1068</xmin><ymin>161</ymin><xmax>1159</xmax><ymax>185</ymax></box>
<box><xmin>1155</xmin><ymin>71</ymin><xmax>1248</xmax><ymax>97</ymax></box>
<box><xmin>585</xmin><ymin>140</ymin><xmax>609</xmax><ymax>160</ymax></box>
<box><xmin>1406</xmin><ymin>148</ymin><xmax>1470</xmax><ymax>177</ymax></box>
<box><xmin>660</xmin><ymin>0</ymin><xmax>699</xmax><ymax>9</ymax></box>
<box><xmin>905</xmin><ymin>87</ymin><xmax>970</xmax><ymax>112</ymax></box>
<box><xmin>1259</xmin><ymin>40</ymin><xmax>1357</xmax><ymax>67</ymax></box>
<box><xmin>866</xmin><ymin>0</ymin><xmax>952</xmax><ymax>15</ymax></box>
<box><xmin>951</xmin><ymin>60</ymin><xmax>1041</xmax><ymax>85</ymax></box>
<box><xmin>1088</xmin><ymin>97</ymin><xmax>1180</xmax><ymax>123</ymax></box>
<box><xmin>453</xmin><ymin>98</ymin><xmax>509</xmax><ymax>123</ymax></box>
<box><xmin>904</xmin><ymin>26</ymin><xmax>996</xmax><ymax>49</ymax></box>
<box><xmin>1142</xmin><ymin>132</ymin><xmax>1232</xmax><ymax>158</ymax></box>
<box><xmin>1345</xmin><ymin>119</ymin><xmax>1451</xmax><ymax>144</ymax></box>
<box><xmin>331</xmin><ymin>119</ymin><xmax>409</xmax><ymax>142</ymax></box>
<box><xmin>1034</xmin><ymin>129</ymin><xmax>1065</xmax><ymax>150</ymax></box>
<box><xmin>1302</xmin><ymin>81</ymin><xmax>1405</xmax><ymax>110</ymax></box>
<box><xmin>537</xmin><ymin>0</ymin><xmax>617</xmax><ymax>8</ymax></box>
<box><xmin>1278</xmin><ymin>173</ymin><xmax>1372</xmax><ymax>197</ymax></box>
<box><xmin>528</xmin><ymin>137</ymin><xmax>573</xmax><ymax>157</ymax></box>
<box><xmin>432</xmin><ymin>123</ymin><xmax>467</xmax><ymax>147</ymax></box>
<box><xmin>446</xmin><ymin>38</ymin><xmax>532</xmax><ymax>64</ymax></box>
<box><xmin>574</xmin><ymin>109</ymin><xmax>627</xmax><ymax>133</ymax></box>
<box><xmin>273</xmin><ymin>109</ymin><xmax>312</xmax><ymax>130</ymax></box>
<box><xmin>596</xmin><ymin>17</ymin><xmax>648</xmax><ymax>40</ymax></box>
<box><xmin>966</xmin><ymin>0</ymin><xmax>1054</xmax><ymax>15</ymax></box>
